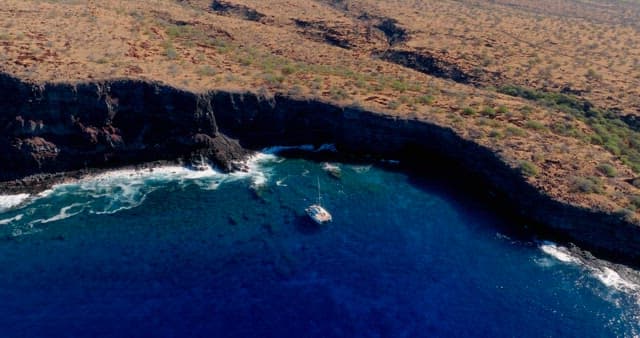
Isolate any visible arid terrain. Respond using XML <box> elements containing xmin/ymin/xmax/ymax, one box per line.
<box><xmin>3</xmin><ymin>0</ymin><xmax>640</xmax><ymax>222</ymax></box>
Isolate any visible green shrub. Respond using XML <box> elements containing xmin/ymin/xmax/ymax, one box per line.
<box><xmin>498</xmin><ymin>84</ymin><xmax>640</xmax><ymax>174</ymax></box>
<box><xmin>462</xmin><ymin>107</ymin><xmax>476</xmax><ymax>116</ymax></box>
<box><xmin>416</xmin><ymin>95</ymin><xmax>435</xmax><ymax>105</ymax></box>
<box><xmin>390</xmin><ymin>80</ymin><xmax>408</xmax><ymax>93</ymax></box>
<box><xmin>238</xmin><ymin>55</ymin><xmax>253</xmax><ymax>66</ymax></box>
<box><xmin>330</xmin><ymin>87</ymin><xmax>349</xmax><ymax>101</ymax></box>
<box><xmin>597</xmin><ymin>163</ymin><xmax>617</xmax><ymax>177</ymax></box>
<box><xmin>519</xmin><ymin>161</ymin><xmax>539</xmax><ymax>177</ymax></box>
<box><xmin>524</xmin><ymin>120</ymin><xmax>546</xmax><ymax>131</ymax></box>
<box><xmin>481</xmin><ymin>106</ymin><xmax>497</xmax><ymax>118</ymax></box>
<box><xmin>165</xmin><ymin>46</ymin><xmax>178</xmax><ymax>60</ymax></box>
<box><xmin>505</xmin><ymin>126</ymin><xmax>526</xmax><ymax>137</ymax></box>
<box><xmin>387</xmin><ymin>100</ymin><xmax>400</xmax><ymax>110</ymax></box>
<box><xmin>280</xmin><ymin>64</ymin><xmax>297</xmax><ymax>76</ymax></box>
<box><xmin>497</xmin><ymin>105</ymin><xmax>509</xmax><ymax>114</ymax></box>
<box><xmin>520</xmin><ymin>105</ymin><xmax>534</xmax><ymax>115</ymax></box>
<box><xmin>571</xmin><ymin>176</ymin><xmax>604</xmax><ymax>194</ymax></box>
<box><xmin>488</xmin><ymin>129</ymin><xmax>503</xmax><ymax>138</ymax></box>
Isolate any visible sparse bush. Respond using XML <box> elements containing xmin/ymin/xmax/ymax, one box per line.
<box><xmin>481</xmin><ymin>106</ymin><xmax>497</xmax><ymax>118</ymax></box>
<box><xmin>519</xmin><ymin>161</ymin><xmax>539</xmax><ymax>177</ymax></box>
<box><xmin>416</xmin><ymin>95</ymin><xmax>435</xmax><ymax>105</ymax></box>
<box><xmin>390</xmin><ymin>80</ymin><xmax>408</xmax><ymax>93</ymax></box>
<box><xmin>525</xmin><ymin>120</ymin><xmax>546</xmax><ymax>131</ymax></box>
<box><xmin>387</xmin><ymin>100</ymin><xmax>400</xmax><ymax>110</ymax></box>
<box><xmin>238</xmin><ymin>55</ymin><xmax>253</xmax><ymax>66</ymax></box>
<box><xmin>280</xmin><ymin>64</ymin><xmax>296</xmax><ymax>76</ymax></box>
<box><xmin>533</xmin><ymin>153</ymin><xmax>545</xmax><ymax>163</ymax></box>
<box><xmin>264</xmin><ymin>73</ymin><xmax>285</xmax><ymax>86</ymax></box>
<box><xmin>488</xmin><ymin>129</ymin><xmax>503</xmax><ymax>138</ymax></box>
<box><xmin>597</xmin><ymin>163</ymin><xmax>617</xmax><ymax>177</ymax></box>
<box><xmin>164</xmin><ymin>43</ymin><xmax>178</xmax><ymax>60</ymax></box>
<box><xmin>197</xmin><ymin>66</ymin><xmax>217</xmax><ymax>77</ymax></box>
<box><xmin>287</xmin><ymin>85</ymin><xmax>303</xmax><ymax>97</ymax></box>
<box><xmin>505</xmin><ymin>126</ymin><xmax>526</xmax><ymax>137</ymax></box>
<box><xmin>571</xmin><ymin>176</ymin><xmax>604</xmax><ymax>194</ymax></box>
<box><xmin>462</xmin><ymin>107</ymin><xmax>476</xmax><ymax>116</ymax></box>
<box><xmin>330</xmin><ymin>87</ymin><xmax>349</xmax><ymax>101</ymax></box>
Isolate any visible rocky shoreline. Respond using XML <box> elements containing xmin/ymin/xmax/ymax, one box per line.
<box><xmin>1</xmin><ymin>73</ymin><xmax>639</xmax><ymax>266</ymax></box>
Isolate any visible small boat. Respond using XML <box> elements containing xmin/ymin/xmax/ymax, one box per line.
<box><xmin>306</xmin><ymin>177</ymin><xmax>332</xmax><ymax>224</ymax></box>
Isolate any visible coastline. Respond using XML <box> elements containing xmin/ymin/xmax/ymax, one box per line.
<box><xmin>1</xmin><ymin>73</ymin><xmax>639</xmax><ymax>266</ymax></box>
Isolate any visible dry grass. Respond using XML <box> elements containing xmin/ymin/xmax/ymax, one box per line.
<box><xmin>3</xmin><ymin>0</ymin><xmax>640</xmax><ymax>221</ymax></box>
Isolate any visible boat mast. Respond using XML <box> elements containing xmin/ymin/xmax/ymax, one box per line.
<box><xmin>317</xmin><ymin>176</ymin><xmax>322</xmax><ymax>205</ymax></box>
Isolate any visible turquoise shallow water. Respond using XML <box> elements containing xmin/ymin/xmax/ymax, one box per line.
<box><xmin>0</xmin><ymin>151</ymin><xmax>639</xmax><ymax>337</ymax></box>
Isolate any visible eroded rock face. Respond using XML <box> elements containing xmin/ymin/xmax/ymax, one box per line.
<box><xmin>0</xmin><ymin>75</ymin><xmax>248</xmax><ymax>180</ymax></box>
<box><xmin>10</xmin><ymin>137</ymin><xmax>60</xmax><ymax>168</ymax></box>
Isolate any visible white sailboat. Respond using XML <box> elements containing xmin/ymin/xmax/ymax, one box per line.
<box><xmin>306</xmin><ymin>177</ymin><xmax>332</xmax><ymax>225</ymax></box>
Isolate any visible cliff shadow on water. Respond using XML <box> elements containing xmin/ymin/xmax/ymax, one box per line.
<box><xmin>0</xmin><ymin>72</ymin><xmax>638</xmax><ymax>267</ymax></box>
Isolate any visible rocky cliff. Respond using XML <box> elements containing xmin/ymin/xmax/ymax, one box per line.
<box><xmin>0</xmin><ymin>73</ymin><xmax>637</xmax><ymax>265</ymax></box>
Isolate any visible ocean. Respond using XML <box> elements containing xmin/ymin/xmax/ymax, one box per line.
<box><xmin>0</xmin><ymin>148</ymin><xmax>639</xmax><ymax>337</ymax></box>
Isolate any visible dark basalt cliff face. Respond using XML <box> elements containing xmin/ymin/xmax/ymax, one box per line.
<box><xmin>0</xmin><ymin>73</ymin><xmax>638</xmax><ymax>265</ymax></box>
<box><xmin>0</xmin><ymin>74</ymin><xmax>248</xmax><ymax>181</ymax></box>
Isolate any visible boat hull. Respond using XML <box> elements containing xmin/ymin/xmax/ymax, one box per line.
<box><xmin>305</xmin><ymin>204</ymin><xmax>332</xmax><ymax>224</ymax></box>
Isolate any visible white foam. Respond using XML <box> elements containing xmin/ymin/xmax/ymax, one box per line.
<box><xmin>533</xmin><ymin>257</ymin><xmax>556</xmax><ymax>268</ymax></box>
<box><xmin>539</xmin><ymin>241</ymin><xmax>640</xmax><ymax>309</ymax></box>
<box><xmin>37</xmin><ymin>203</ymin><xmax>87</xmax><ymax>224</ymax></box>
<box><xmin>0</xmin><ymin>194</ymin><xmax>30</xmax><ymax>213</ymax></box>
<box><xmin>322</xmin><ymin>162</ymin><xmax>341</xmax><ymax>172</ymax></box>
<box><xmin>276</xmin><ymin>176</ymin><xmax>288</xmax><ymax>187</ymax></box>
<box><xmin>539</xmin><ymin>241</ymin><xmax>581</xmax><ymax>264</ymax></box>
<box><xmin>594</xmin><ymin>267</ymin><xmax>640</xmax><ymax>292</ymax></box>
<box><xmin>0</xmin><ymin>214</ymin><xmax>24</xmax><ymax>225</ymax></box>
<box><xmin>240</xmin><ymin>152</ymin><xmax>278</xmax><ymax>190</ymax></box>
<box><xmin>3</xmin><ymin>148</ymin><xmax>283</xmax><ymax>227</ymax></box>
<box><xmin>36</xmin><ymin>189</ymin><xmax>55</xmax><ymax>198</ymax></box>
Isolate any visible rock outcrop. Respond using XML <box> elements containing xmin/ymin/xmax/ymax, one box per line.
<box><xmin>0</xmin><ymin>75</ymin><xmax>247</xmax><ymax>181</ymax></box>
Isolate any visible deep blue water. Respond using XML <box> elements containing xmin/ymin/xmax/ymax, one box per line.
<box><xmin>1</xmin><ymin>152</ymin><xmax>639</xmax><ymax>337</ymax></box>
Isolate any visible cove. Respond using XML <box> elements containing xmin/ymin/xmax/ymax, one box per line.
<box><xmin>0</xmin><ymin>154</ymin><xmax>639</xmax><ymax>337</ymax></box>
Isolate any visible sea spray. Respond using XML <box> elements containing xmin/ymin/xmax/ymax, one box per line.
<box><xmin>0</xmin><ymin>194</ymin><xmax>30</xmax><ymax>213</ymax></box>
<box><xmin>539</xmin><ymin>241</ymin><xmax>640</xmax><ymax>306</ymax></box>
<box><xmin>0</xmin><ymin>149</ymin><xmax>283</xmax><ymax>235</ymax></box>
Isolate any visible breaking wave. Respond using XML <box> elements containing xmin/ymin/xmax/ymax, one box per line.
<box><xmin>0</xmin><ymin>148</ymin><xmax>288</xmax><ymax>237</ymax></box>
<box><xmin>0</xmin><ymin>194</ymin><xmax>30</xmax><ymax>213</ymax></box>
<box><xmin>539</xmin><ymin>241</ymin><xmax>640</xmax><ymax>303</ymax></box>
